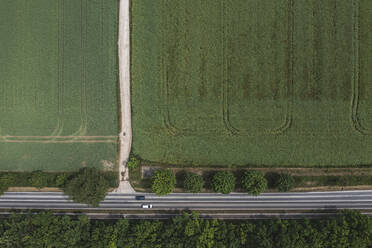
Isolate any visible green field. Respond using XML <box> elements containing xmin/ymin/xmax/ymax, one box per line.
<box><xmin>0</xmin><ymin>0</ymin><xmax>119</xmax><ymax>171</ymax></box>
<box><xmin>131</xmin><ymin>0</ymin><xmax>372</xmax><ymax>167</ymax></box>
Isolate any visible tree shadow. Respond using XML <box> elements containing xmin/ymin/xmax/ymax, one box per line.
<box><xmin>175</xmin><ymin>170</ymin><xmax>187</xmax><ymax>188</ymax></box>
<box><xmin>265</xmin><ymin>172</ymin><xmax>280</xmax><ymax>189</ymax></box>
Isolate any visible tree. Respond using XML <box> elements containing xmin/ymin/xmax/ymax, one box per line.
<box><xmin>151</xmin><ymin>169</ymin><xmax>176</xmax><ymax>196</ymax></box>
<box><xmin>277</xmin><ymin>173</ymin><xmax>295</xmax><ymax>192</ymax></box>
<box><xmin>29</xmin><ymin>171</ymin><xmax>48</xmax><ymax>189</ymax></box>
<box><xmin>184</xmin><ymin>172</ymin><xmax>204</xmax><ymax>193</ymax></box>
<box><xmin>241</xmin><ymin>170</ymin><xmax>267</xmax><ymax>196</ymax></box>
<box><xmin>0</xmin><ymin>210</ymin><xmax>370</xmax><ymax>247</ymax></box>
<box><xmin>211</xmin><ymin>171</ymin><xmax>235</xmax><ymax>194</ymax></box>
<box><xmin>127</xmin><ymin>155</ymin><xmax>140</xmax><ymax>169</ymax></box>
<box><xmin>64</xmin><ymin>167</ymin><xmax>110</xmax><ymax>207</ymax></box>
<box><xmin>320</xmin><ymin>210</ymin><xmax>372</xmax><ymax>248</ymax></box>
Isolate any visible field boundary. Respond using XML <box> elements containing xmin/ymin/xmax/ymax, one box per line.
<box><xmin>351</xmin><ymin>0</ymin><xmax>372</xmax><ymax>135</ymax></box>
<box><xmin>0</xmin><ymin>136</ymin><xmax>117</xmax><ymax>143</ymax></box>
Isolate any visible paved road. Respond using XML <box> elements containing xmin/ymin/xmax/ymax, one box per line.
<box><xmin>1</xmin><ymin>190</ymin><xmax>372</xmax><ymax>211</ymax></box>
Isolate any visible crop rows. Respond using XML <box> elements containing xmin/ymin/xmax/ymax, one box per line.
<box><xmin>351</xmin><ymin>0</ymin><xmax>372</xmax><ymax>135</ymax></box>
<box><xmin>131</xmin><ymin>0</ymin><xmax>372</xmax><ymax>167</ymax></box>
<box><xmin>222</xmin><ymin>0</ymin><xmax>293</xmax><ymax>136</ymax></box>
<box><xmin>160</xmin><ymin>0</ymin><xmax>222</xmax><ymax>136</ymax></box>
<box><xmin>0</xmin><ymin>0</ymin><xmax>118</xmax><ymax>143</ymax></box>
<box><xmin>160</xmin><ymin>0</ymin><xmax>293</xmax><ymax>136</ymax></box>
<box><xmin>0</xmin><ymin>0</ymin><xmax>119</xmax><ymax>170</ymax></box>
<box><xmin>159</xmin><ymin>0</ymin><xmax>371</xmax><ymax>137</ymax></box>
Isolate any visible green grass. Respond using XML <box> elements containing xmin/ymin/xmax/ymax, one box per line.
<box><xmin>131</xmin><ymin>0</ymin><xmax>372</xmax><ymax>167</ymax></box>
<box><xmin>0</xmin><ymin>0</ymin><xmax>119</xmax><ymax>171</ymax></box>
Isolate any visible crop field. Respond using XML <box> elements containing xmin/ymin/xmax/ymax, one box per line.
<box><xmin>0</xmin><ymin>0</ymin><xmax>119</xmax><ymax>171</ymax></box>
<box><xmin>132</xmin><ymin>0</ymin><xmax>372</xmax><ymax>167</ymax></box>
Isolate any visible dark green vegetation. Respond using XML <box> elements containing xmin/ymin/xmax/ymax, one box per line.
<box><xmin>127</xmin><ymin>155</ymin><xmax>140</xmax><ymax>169</ymax></box>
<box><xmin>138</xmin><ymin>166</ymin><xmax>372</xmax><ymax>193</ymax></box>
<box><xmin>277</xmin><ymin>173</ymin><xmax>295</xmax><ymax>192</ymax></box>
<box><xmin>241</xmin><ymin>171</ymin><xmax>268</xmax><ymax>195</ymax></box>
<box><xmin>132</xmin><ymin>0</ymin><xmax>372</xmax><ymax>167</ymax></box>
<box><xmin>211</xmin><ymin>171</ymin><xmax>236</xmax><ymax>194</ymax></box>
<box><xmin>0</xmin><ymin>210</ymin><xmax>371</xmax><ymax>248</ymax></box>
<box><xmin>151</xmin><ymin>169</ymin><xmax>176</xmax><ymax>196</ymax></box>
<box><xmin>64</xmin><ymin>168</ymin><xmax>112</xmax><ymax>207</ymax></box>
<box><xmin>29</xmin><ymin>171</ymin><xmax>48</xmax><ymax>189</ymax></box>
<box><xmin>184</xmin><ymin>172</ymin><xmax>204</xmax><ymax>193</ymax></box>
<box><xmin>0</xmin><ymin>170</ymin><xmax>118</xmax><ymax>203</ymax></box>
<box><xmin>0</xmin><ymin>0</ymin><xmax>119</xmax><ymax>171</ymax></box>
<box><xmin>0</xmin><ymin>171</ymin><xmax>117</xmax><ymax>189</ymax></box>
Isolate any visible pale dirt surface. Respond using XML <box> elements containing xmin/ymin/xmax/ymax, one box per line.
<box><xmin>114</xmin><ymin>0</ymin><xmax>135</xmax><ymax>193</ymax></box>
<box><xmin>0</xmin><ymin>136</ymin><xmax>117</xmax><ymax>138</ymax></box>
<box><xmin>0</xmin><ymin>135</ymin><xmax>117</xmax><ymax>143</ymax></box>
<box><xmin>293</xmin><ymin>185</ymin><xmax>372</xmax><ymax>192</ymax></box>
<box><xmin>8</xmin><ymin>187</ymin><xmax>63</xmax><ymax>192</ymax></box>
<box><xmin>101</xmin><ymin>160</ymin><xmax>115</xmax><ymax>171</ymax></box>
<box><xmin>0</xmin><ymin>140</ymin><xmax>116</xmax><ymax>143</ymax></box>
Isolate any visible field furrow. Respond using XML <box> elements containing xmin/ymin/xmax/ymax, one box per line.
<box><xmin>132</xmin><ymin>0</ymin><xmax>372</xmax><ymax>167</ymax></box>
<box><xmin>161</xmin><ymin>0</ymin><xmax>223</xmax><ymax>134</ymax></box>
<box><xmin>224</xmin><ymin>0</ymin><xmax>293</xmax><ymax>135</ymax></box>
<box><xmin>355</xmin><ymin>0</ymin><xmax>372</xmax><ymax>134</ymax></box>
<box><xmin>0</xmin><ymin>0</ymin><xmax>119</xmax><ymax>171</ymax></box>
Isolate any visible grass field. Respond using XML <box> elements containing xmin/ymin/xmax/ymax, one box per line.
<box><xmin>0</xmin><ymin>0</ymin><xmax>119</xmax><ymax>171</ymax></box>
<box><xmin>131</xmin><ymin>0</ymin><xmax>372</xmax><ymax>167</ymax></box>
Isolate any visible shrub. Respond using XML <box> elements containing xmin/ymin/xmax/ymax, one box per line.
<box><xmin>0</xmin><ymin>184</ymin><xmax>7</xmax><ymax>195</ymax></box>
<box><xmin>277</xmin><ymin>173</ymin><xmax>295</xmax><ymax>192</ymax></box>
<box><xmin>241</xmin><ymin>170</ymin><xmax>267</xmax><ymax>195</ymax></box>
<box><xmin>56</xmin><ymin>173</ymin><xmax>68</xmax><ymax>187</ymax></box>
<box><xmin>127</xmin><ymin>155</ymin><xmax>140</xmax><ymax>169</ymax></box>
<box><xmin>184</xmin><ymin>172</ymin><xmax>204</xmax><ymax>193</ymax></box>
<box><xmin>151</xmin><ymin>169</ymin><xmax>176</xmax><ymax>196</ymax></box>
<box><xmin>64</xmin><ymin>168</ymin><xmax>110</xmax><ymax>207</ymax></box>
<box><xmin>0</xmin><ymin>174</ymin><xmax>14</xmax><ymax>195</ymax></box>
<box><xmin>0</xmin><ymin>174</ymin><xmax>15</xmax><ymax>187</ymax></box>
<box><xmin>211</xmin><ymin>171</ymin><xmax>235</xmax><ymax>194</ymax></box>
<box><xmin>29</xmin><ymin>171</ymin><xmax>48</xmax><ymax>189</ymax></box>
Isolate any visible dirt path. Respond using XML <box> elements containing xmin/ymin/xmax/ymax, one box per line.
<box><xmin>0</xmin><ymin>140</ymin><xmax>116</xmax><ymax>143</ymax></box>
<box><xmin>114</xmin><ymin>0</ymin><xmax>135</xmax><ymax>193</ymax></box>
<box><xmin>0</xmin><ymin>135</ymin><xmax>117</xmax><ymax>143</ymax></box>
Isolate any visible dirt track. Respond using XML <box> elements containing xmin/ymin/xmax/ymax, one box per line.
<box><xmin>114</xmin><ymin>0</ymin><xmax>135</xmax><ymax>193</ymax></box>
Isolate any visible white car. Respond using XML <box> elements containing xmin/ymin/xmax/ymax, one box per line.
<box><xmin>141</xmin><ymin>204</ymin><xmax>153</xmax><ymax>209</ymax></box>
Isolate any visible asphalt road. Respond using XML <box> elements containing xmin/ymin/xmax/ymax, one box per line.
<box><xmin>1</xmin><ymin>190</ymin><xmax>372</xmax><ymax>211</ymax></box>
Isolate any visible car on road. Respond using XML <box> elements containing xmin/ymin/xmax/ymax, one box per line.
<box><xmin>135</xmin><ymin>195</ymin><xmax>145</xmax><ymax>200</ymax></box>
<box><xmin>141</xmin><ymin>204</ymin><xmax>153</xmax><ymax>209</ymax></box>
